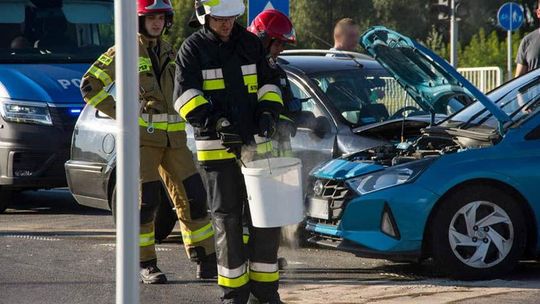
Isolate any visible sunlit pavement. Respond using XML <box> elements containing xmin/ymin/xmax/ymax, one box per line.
<box><xmin>1</xmin><ymin>189</ymin><xmax>540</xmax><ymax>304</ymax></box>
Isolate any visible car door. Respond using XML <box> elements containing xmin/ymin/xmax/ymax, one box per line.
<box><xmin>287</xmin><ymin>73</ymin><xmax>337</xmax><ymax>180</ymax></box>
<box><xmin>68</xmin><ymin>105</ymin><xmax>116</xmax><ymax>202</ymax></box>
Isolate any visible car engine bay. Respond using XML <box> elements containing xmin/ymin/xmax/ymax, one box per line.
<box><xmin>348</xmin><ymin>124</ymin><xmax>500</xmax><ymax>167</ymax></box>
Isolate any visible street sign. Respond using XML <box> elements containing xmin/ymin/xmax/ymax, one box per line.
<box><xmin>248</xmin><ymin>0</ymin><xmax>289</xmax><ymax>25</ymax></box>
<box><xmin>497</xmin><ymin>2</ymin><xmax>524</xmax><ymax>31</ymax></box>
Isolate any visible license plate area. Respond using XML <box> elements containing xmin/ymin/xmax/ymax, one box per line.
<box><xmin>306</xmin><ymin>197</ymin><xmax>330</xmax><ymax>220</ymax></box>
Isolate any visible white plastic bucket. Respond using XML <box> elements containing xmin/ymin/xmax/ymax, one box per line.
<box><xmin>241</xmin><ymin>157</ymin><xmax>304</xmax><ymax>228</ymax></box>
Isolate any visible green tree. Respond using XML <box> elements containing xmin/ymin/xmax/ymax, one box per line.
<box><xmin>165</xmin><ymin>0</ymin><xmax>197</xmax><ymax>50</ymax></box>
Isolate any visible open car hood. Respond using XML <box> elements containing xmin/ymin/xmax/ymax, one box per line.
<box><xmin>360</xmin><ymin>26</ymin><xmax>511</xmax><ymax>125</ymax></box>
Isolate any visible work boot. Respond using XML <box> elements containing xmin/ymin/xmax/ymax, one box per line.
<box><xmin>197</xmin><ymin>253</ymin><xmax>218</xmax><ymax>279</ymax></box>
<box><xmin>139</xmin><ymin>259</ymin><xmax>167</xmax><ymax>284</ymax></box>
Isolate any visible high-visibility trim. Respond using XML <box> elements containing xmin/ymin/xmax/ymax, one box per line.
<box><xmin>179</xmin><ymin>95</ymin><xmax>209</xmax><ymax>119</ymax></box>
<box><xmin>88</xmin><ymin>89</ymin><xmax>110</xmax><ymax>107</ymax></box>
<box><xmin>195</xmin><ymin>139</ymin><xmax>227</xmax><ymax>150</ymax></box>
<box><xmin>241</xmin><ymin>64</ymin><xmax>257</xmax><ymax>75</ymax></box>
<box><xmin>217</xmin><ymin>264</ymin><xmax>249</xmax><ymax>288</ymax></box>
<box><xmin>139</xmin><ymin>231</ymin><xmax>155</xmax><ymax>247</ymax></box>
<box><xmin>258</xmin><ymin>84</ymin><xmax>283</xmax><ymax>105</ymax></box>
<box><xmin>259</xmin><ymin>91</ymin><xmax>283</xmax><ymax>105</ymax></box>
<box><xmin>257</xmin><ymin>84</ymin><xmax>282</xmax><ymax>100</ymax></box>
<box><xmin>197</xmin><ymin>149</ymin><xmax>236</xmax><ymax>161</ymax></box>
<box><xmin>137</xmin><ymin>119</ymin><xmax>186</xmax><ymax>132</ymax></box>
<box><xmin>167</xmin><ymin>122</ymin><xmax>186</xmax><ymax>131</ymax></box>
<box><xmin>181</xmin><ymin>222</ymin><xmax>214</xmax><ymax>245</ymax></box>
<box><xmin>202</xmin><ymin>68</ymin><xmax>224</xmax><ymax>80</ymax></box>
<box><xmin>241</xmin><ymin>64</ymin><xmax>258</xmax><ymax>93</ymax></box>
<box><xmin>242</xmin><ymin>226</ymin><xmax>249</xmax><ymax>244</ymax></box>
<box><xmin>243</xmin><ymin>74</ymin><xmax>258</xmax><ymax>85</ymax></box>
<box><xmin>175</xmin><ymin>89</ymin><xmax>204</xmax><ymax>112</ymax></box>
<box><xmin>279</xmin><ymin>114</ymin><xmax>294</xmax><ymax>122</ymax></box>
<box><xmin>97</xmin><ymin>54</ymin><xmax>113</xmax><ymax>66</ymax></box>
<box><xmin>139</xmin><ymin>57</ymin><xmax>152</xmax><ymax>73</ymax></box>
<box><xmin>249</xmin><ymin>270</ymin><xmax>279</xmax><ymax>282</ymax></box>
<box><xmin>249</xmin><ymin>261</ymin><xmax>279</xmax><ymax>282</ymax></box>
<box><xmin>254</xmin><ymin>135</ymin><xmax>271</xmax><ymax>144</ymax></box>
<box><xmin>244</xmin><ymin>75</ymin><xmax>258</xmax><ymax>93</ymax></box>
<box><xmin>256</xmin><ymin>141</ymin><xmax>273</xmax><ymax>154</ymax></box>
<box><xmin>250</xmin><ymin>262</ymin><xmax>279</xmax><ymax>273</ymax></box>
<box><xmin>88</xmin><ymin>66</ymin><xmax>112</xmax><ymax>87</ymax></box>
<box><xmin>203</xmin><ymin>79</ymin><xmax>225</xmax><ymax>91</ymax></box>
<box><xmin>168</xmin><ymin>114</ymin><xmax>184</xmax><ymax>123</ymax></box>
<box><xmin>141</xmin><ymin>113</ymin><xmax>168</xmax><ymax>122</ymax></box>
<box><xmin>218</xmin><ymin>273</ymin><xmax>250</xmax><ymax>288</ymax></box>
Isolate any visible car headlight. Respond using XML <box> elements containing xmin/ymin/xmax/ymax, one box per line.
<box><xmin>0</xmin><ymin>100</ymin><xmax>52</xmax><ymax>126</ymax></box>
<box><xmin>347</xmin><ymin>158</ymin><xmax>434</xmax><ymax>195</ymax></box>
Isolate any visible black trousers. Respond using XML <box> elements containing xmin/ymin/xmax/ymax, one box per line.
<box><xmin>203</xmin><ymin>160</ymin><xmax>281</xmax><ymax>304</ymax></box>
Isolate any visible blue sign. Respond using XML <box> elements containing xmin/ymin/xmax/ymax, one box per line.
<box><xmin>248</xmin><ymin>0</ymin><xmax>290</xmax><ymax>25</ymax></box>
<box><xmin>497</xmin><ymin>2</ymin><xmax>524</xmax><ymax>31</ymax></box>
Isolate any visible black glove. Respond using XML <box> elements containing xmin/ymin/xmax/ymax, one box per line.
<box><xmin>216</xmin><ymin>117</ymin><xmax>242</xmax><ymax>157</ymax></box>
<box><xmin>277</xmin><ymin>117</ymin><xmax>297</xmax><ymax>138</ymax></box>
<box><xmin>186</xmin><ymin>104</ymin><xmax>211</xmax><ymax>128</ymax></box>
<box><xmin>258</xmin><ymin>112</ymin><xmax>276</xmax><ymax>138</ymax></box>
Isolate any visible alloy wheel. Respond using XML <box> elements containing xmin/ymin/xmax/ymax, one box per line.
<box><xmin>448</xmin><ymin>200</ymin><xmax>514</xmax><ymax>268</ymax></box>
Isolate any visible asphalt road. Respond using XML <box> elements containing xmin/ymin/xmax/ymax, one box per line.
<box><xmin>1</xmin><ymin>189</ymin><xmax>540</xmax><ymax>304</ymax></box>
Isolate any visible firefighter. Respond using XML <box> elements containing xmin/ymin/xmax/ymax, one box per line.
<box><xmin>79</xmin><ymin>0</ymin><xmax>216</xmax><ymax>284</ymax></box>
<box><xmin>248</xmin><ymin>9</ymin><xmax>299</xmax><ymax>157</ymax></box>
<box><xmin>173</xmin><ymin>0</ymin><xmax>284</xmax><ymax>302</ymax></box>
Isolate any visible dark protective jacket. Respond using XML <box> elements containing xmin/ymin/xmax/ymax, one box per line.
<box><xmin>80</xmin><ymin>34</ymin><xmax>186</xmax><ymax>148</ymax></box>
<box><xmin>173</xmin><ymin>23</ymin><xmax>283</xmax><ymax>162</ymax></box>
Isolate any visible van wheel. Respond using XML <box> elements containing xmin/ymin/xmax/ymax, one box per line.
<box><xmin>431</xmin><ymin>186</ymin><xmax>526</xmax><ymax>280</ymax></box>
<box><xmin>110</xmin><ymin>185</ymin><xmax>177</xmax><ymax>243</ymax></box>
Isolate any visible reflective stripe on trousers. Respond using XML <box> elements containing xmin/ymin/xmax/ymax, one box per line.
<box><xmin>217</xmin><ymin>263</ymin><xmax>250</xmax><ymax>288</ymax></box>
<box><xmin>249</xmin><ymin>261</ymin><xmax>279</xmax><ymax>282</ymax></box>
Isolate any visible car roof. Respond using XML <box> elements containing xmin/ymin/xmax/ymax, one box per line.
<box><xmin>278</xmin><ymin>50</ymin><xmax>384</xmax><ymax>75</ymax></box>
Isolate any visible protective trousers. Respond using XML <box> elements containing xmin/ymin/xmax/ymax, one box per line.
<box><xmin>139</xmin><ymin>145</ymin><xmax>215</xmax><ymax>263</ymax></box>
<box><xmin>203</xmin><ymin>159</ymin><xmax>281</xmax><ymax>304</ymax></box>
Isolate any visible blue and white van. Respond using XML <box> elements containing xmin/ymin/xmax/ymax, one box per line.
<box><xmin>0</xmin><ymin>0</ymin><xmax>113</xmax><ymax>212</ymax></box>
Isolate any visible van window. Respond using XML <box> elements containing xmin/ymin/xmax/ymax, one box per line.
<box><xmin>0</xmin><ymin>0</ymin><xmax>114</xmax><ymax>64</ymax></box>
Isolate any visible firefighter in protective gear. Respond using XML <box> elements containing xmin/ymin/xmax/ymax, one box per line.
<box><xmin>248</xmin><ymin>9</ymin><xmax>299</xmax><ymax>157</ymax></box>
<box><xmin>174</xmin><ymin>0</ymin><xmax>284</xmax><ymax>302</ymax></box>
<box><xmin>80</xmin><ymin>0</ymin><xmax>216</xmax><ymax>284</ymax></box>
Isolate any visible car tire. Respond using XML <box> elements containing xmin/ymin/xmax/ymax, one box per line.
<box><xmin>430</xmin><ymin>185</ymin><xmax>526</xmax><ymax>280</ymax></box>
<box><xmin>110</xmin><ymin>185</ymin><xmax>178</xmax><ymax>243</ymax></box>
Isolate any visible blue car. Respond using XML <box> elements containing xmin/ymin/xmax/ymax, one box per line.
<box><xmin>305</xmin><ymin>27</ymin><xmax>540</xmax><ymax>279</ymax></box>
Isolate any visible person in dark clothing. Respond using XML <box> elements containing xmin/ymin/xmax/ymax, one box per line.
<box><xmin>515</xmin><ymin>0</ymin><xmax>540</xmax><ymax>77</ymax></box>
<box><xmin>173</xmin><ymin>0</ymin><xmax>284</xmax><ymax>303</ymax></box>
<box><xmin>248</xmin><ymin>9</ymin><xmax>299</xmax><ymax>157</ymax></box>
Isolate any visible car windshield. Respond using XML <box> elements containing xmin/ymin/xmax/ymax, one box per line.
<box><xmin>0</xmin><ymin>0</ymin><xmax>114</xmax><ymax>64</ymax></box>
<box><xmin>310</xmin><ymin>69</ymin><xmax>423</xmax><ymax>127</ymax></box>
<box><xmin>442</xmin><ymin>75</ymin><xmax>540</xmax><ymax>130</ymax></box>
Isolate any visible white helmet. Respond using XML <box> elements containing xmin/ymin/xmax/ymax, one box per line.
<box><xmin>195</xmin><ymin>0</ymin><xmax>245</xmax><ymax>25</ymax></box>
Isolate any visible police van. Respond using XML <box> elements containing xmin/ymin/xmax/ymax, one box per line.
<box><xmin>0</xmin><ymin>0</ymin><xmax>113</xmax><ymax>212</ymax></box>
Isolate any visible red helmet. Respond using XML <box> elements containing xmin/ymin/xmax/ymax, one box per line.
<box><xmin>137</xmin><ymin>0</ymin><xmax>173</xmax><ymax>16</ymax></box>
<box><xmin>248</xmin><ymin>9</ymin><xmax>296</xmax><ymax>44</ymax></box>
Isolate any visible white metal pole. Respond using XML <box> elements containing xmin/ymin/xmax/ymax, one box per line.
<box><xmin>115</xmin><ymin>0</ymin><xmax>140</xmax><ymax>303</ymax></box>
<box><xmin>450</xmin><ymin>0</ymin><xmax>458</xmax><ymax>67</ymax></box>
<box><xmin>507</xmin><ymin>30</ymin><xmax>512</xmax><ymax>80</ymax></box>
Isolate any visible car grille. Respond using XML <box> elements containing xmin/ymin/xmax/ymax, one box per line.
<box><xmin>309</xmin><ymin>179</ymin><xmax>352</xmax><ymax>226</ymax></box>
